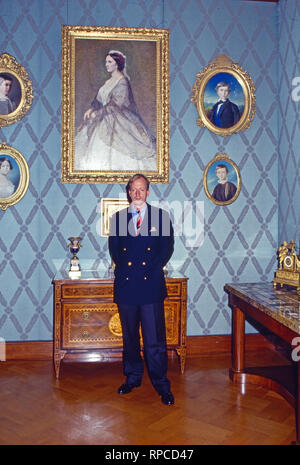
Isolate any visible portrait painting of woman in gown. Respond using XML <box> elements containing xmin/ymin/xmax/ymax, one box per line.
<box><xmin>74</xmin><ymin>50</ymin><xmax>156</xmax><ymax>172</ymax></box>
<box><xmin>0</xmin><ymin>157</ymin><xmax>16</xmax><ymax>198</ymax></box>
<box><xmin>0</xmin><ymin>74</ymin><xmax>17</xmax><ymax>115</ymax></box>
<box><xmin>0</xmin><ymin>143</ymin><xmax>29</xmax><ymax>211</ymax></box>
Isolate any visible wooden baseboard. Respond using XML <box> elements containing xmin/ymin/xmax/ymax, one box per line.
<box><xmin>3</xmin><ymin>334</ymin><xmax>275</xmax><ymax>361</ymax></box>
<box><xmin>5</xmin><ymin>341</ymin><xmax>53</xmax><ymax>360</ymax></box>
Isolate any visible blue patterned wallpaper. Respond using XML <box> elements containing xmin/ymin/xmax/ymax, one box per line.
<box><xmin>0</xmin><ymin>0</ymin><xmax>279</xmax><ymax>341</ymax></box>
<box><xmin>278</xmin><ymin>0</ymin><xmax>300</xmax><ymax>246</ymax></box>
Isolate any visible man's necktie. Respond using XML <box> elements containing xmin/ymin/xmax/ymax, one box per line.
<box><xmin>136</xmin><ymin>209</ymin><xmax>142</xmax><ymax>235</ymax></box>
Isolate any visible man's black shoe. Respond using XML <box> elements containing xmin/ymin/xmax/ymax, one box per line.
<box><xmin>161</xmin><ymin>391</ymin><xmax>174</xmax><ymax>405</ymax></box>
<box><xmin>118</xmin><ymin>383</ymin><xmax>140</xmax><ymax>395</ymax></box>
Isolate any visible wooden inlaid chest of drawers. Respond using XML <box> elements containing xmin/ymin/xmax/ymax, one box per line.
<box><xmin>52</xmin><ymin>270</ymin><xmax>188</xmax><ymax>378</ymax></box>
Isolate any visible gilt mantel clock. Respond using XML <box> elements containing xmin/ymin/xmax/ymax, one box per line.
<box><xmin>273</xmin><ymin>239</ymin><xmax>300</xmax><ymax>294</ymax></box>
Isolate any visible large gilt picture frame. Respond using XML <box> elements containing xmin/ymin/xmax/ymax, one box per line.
<box><xmin>203</xmin><ymin>153</ymin><xmax>241</xmax><ymax>206</ymax></box>
<box><xmin>0</xmin><ymin>53</ymin><xmax>33</xmax><ymax>128</ymax></box>
<box><xmin>191</xmin><ymin>55</ymin><xmax>255</xmax><ymax>137</ymax></box>
<box><xmin>61</xmin><ymin>25</ymin><xmax>169</xmax><ymax>184</ymax></box>
<box><xmin>0</xmin><ymin>142</ymin><xmax>30</xmax><ymax>210</ymax></box>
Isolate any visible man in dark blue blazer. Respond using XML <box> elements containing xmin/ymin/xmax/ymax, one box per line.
<box><xmin>108</xmin><ymin>173</ymin><xmax>175</xmax><ymax>405</ymax></box>
<box><xmin>209</xmin><ymin>81</ymin><xmax>240</xmax><ymax>128</ymax></box>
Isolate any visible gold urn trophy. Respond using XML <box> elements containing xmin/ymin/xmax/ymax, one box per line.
<box><xmin>68</xmin><ymin>236</ymin><xmax>82</xmax><ymax>278</ymax></box>
<box><xmin>273</xmin><ymin>239</ymin><xmax>300</xmax><ymax>294</ymax></box>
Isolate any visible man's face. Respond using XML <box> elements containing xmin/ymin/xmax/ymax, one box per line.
<box><xmin>216</xmin><ymin>167</ymin><xmax>227</xmax><ymax>181</ymax></box>
<box><xmin>129</xmin><ymin>178</ymin><xmax>149</xmax><ymax>208</ymax></box>
<box><xmin>216</xmin><ymin>85</ymin><xmax>229</xmax><ymax>101</ymax></box>
<box><xmin>0</xmin><ymin>79</ymin><xmax>12</xmax><ymax>96</ymax></box>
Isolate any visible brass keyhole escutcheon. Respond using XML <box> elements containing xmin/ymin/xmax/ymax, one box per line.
<box><xmin>82</xmin><ymin>330</ymin><xmax>89</xmax><ymax>339</ymax></box>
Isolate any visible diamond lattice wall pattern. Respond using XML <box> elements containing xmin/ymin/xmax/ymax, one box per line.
<box><xmin>0</xmin><ymin>0</ymin><xmax>282</xmax><ymax>341</ymax></box>
<box><xmin>278</xmin><ymin>1</ymin><xmax>300</xmax><ymax>246</ymax></box>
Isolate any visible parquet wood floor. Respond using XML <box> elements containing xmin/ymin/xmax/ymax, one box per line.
<box><xmin>0</xmin><ymin>350</ymin><xmax>296</xmax><ymax>445</ymax></box>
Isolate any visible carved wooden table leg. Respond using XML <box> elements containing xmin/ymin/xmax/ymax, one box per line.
<box><xmin>230</xmin><ymin>305</ymin><xmax>245</xmax><ymax>383</ymax></box>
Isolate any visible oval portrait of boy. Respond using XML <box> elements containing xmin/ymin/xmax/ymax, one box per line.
<box><xmin>0</xmin><ymin>154</ymin><xmax>20</xmax><ymax>198</ymax></box>
<box><xmin>204</xmin><ymin>154</ymin><xmax>241</xmax><ymax>206</ymax></box>
<box><xmin>0</xmin><ymin>72</ymin><xmax>22</xmax><ymax>115</ymax></box>
<box><xmin>204</xmin><ymin>72</ymin><xmax>244</xmax><ymax>130</ymax></box>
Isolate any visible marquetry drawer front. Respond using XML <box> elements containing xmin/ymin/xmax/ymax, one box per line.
<box><xmin>166</xmin><ymin>281</ymin><xmax>182</xmax><ymax>298</ymax></box>
<box><xmin>164</xmin><ymin>301</ymin><xmax>180</xmax><ymax>345</ymax></box>
<box><xmin>62</xmin><ymin>304</ymin><xmax>120</xmax><ymax>326</ymax></box>
<box><xmin>61</xmin><ymin>284</ymin><xmax>113</xmax><ymax>300</ymax></box>
<box><xmin>62</xmin><ymin>303</ymin><xmax>122</xmax><ymax>349</ymax></box>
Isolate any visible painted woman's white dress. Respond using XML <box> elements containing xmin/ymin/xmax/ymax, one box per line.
<box><xmin>75</xmin><ymin>76</ymin><xmax>156</xmax><ymax>171</ymax></box>
<box><xmin>0</xmin><ymin>178</ymin><xmax>14</xmax><ymax>198</ymax></box>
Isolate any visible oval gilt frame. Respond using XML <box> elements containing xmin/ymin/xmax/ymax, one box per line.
<box><xmin>191</xmin><ymin>55</ymin><xmax>255</xmax><ymax>137</ymax></box>
<box><xmin>203</xmin><ymin>153</ymin><xmax>241</xmax><ymax>206</ymax></box>
<box><xmin>0</xmin><ymin>53</ymin><xmax>33</xmax><ymax>128</ymax></box>
<box><xmin>0</xmin><ymin>142</ymin><xmax>30</xmax><ymax>210</ymax></box>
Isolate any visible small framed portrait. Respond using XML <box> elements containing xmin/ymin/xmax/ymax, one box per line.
<box><xmin>0</xmin><ymin>142</ymin><xmax>30</xmax><ymax>210</ymax></box>
<box><xmin>203</xmin><ymin>153</ymin><xmax>241</xmax><ymax>206</ymax></box>
<box><xmin>0</xmin><ymin>53</ymin><xmax>33</xmax><ymax>127</ymax></box>
<box><xmin>100</xmin><ymin>198</ymin><xmax>129</xmax><ymax>236</ymax></box>
<box><xmin>191</xmin><ymin>55</ymin><xmax>255</xmax><ymax>137</ymax></box>
<box><xmin>61</xmin><ymin>25</ymin><xmax>169</xmax><ymax>184</ymax></box>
